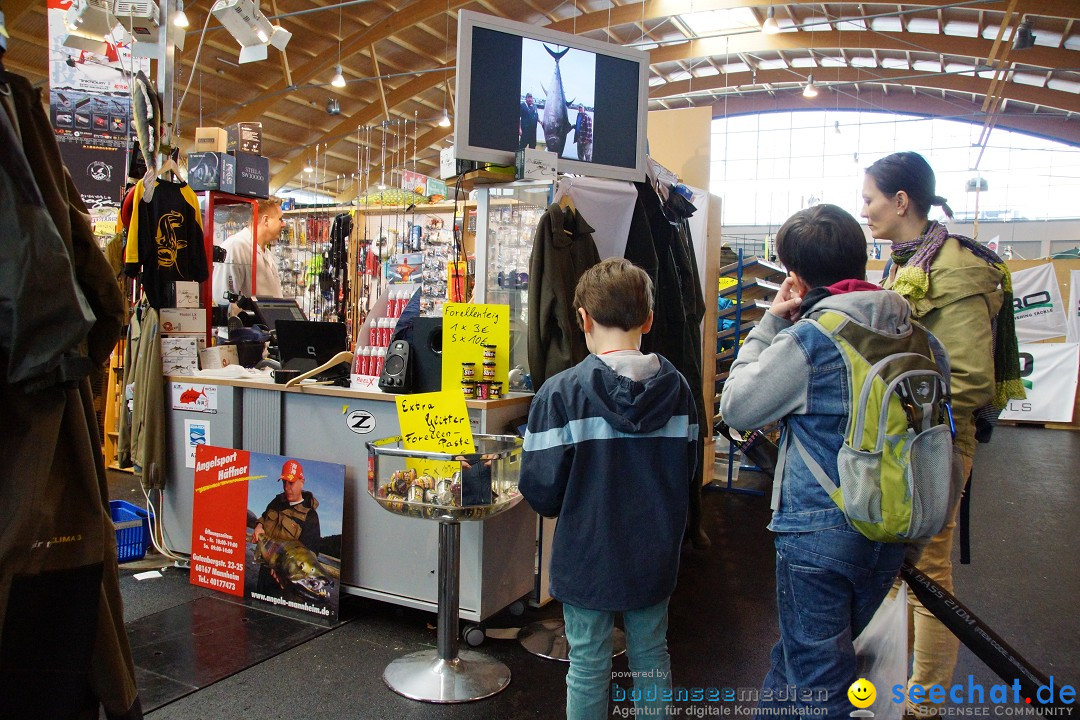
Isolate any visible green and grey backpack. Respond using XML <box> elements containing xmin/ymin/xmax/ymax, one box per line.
<box><xmin>789</xmin><ymin>310</ymin><xmax>964</xmax><ymax>543</ymax></box>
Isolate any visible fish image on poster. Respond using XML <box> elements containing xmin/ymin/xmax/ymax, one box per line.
<box><xmin>521</xmin><ymin>38</ymin><xmax>596</xmax><ymax>161</ymax></box>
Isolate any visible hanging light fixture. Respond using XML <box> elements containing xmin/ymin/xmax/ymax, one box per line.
<box><xmin>331</xmin><ymin>65</ymin><xmax>346</xmax><ymax>88</ymax></box>
<box><xmin>803</xmin><ymin>74</ymin><xmax>819</xmax><ymax>98</ymax></box>
<box><xmin>762</xmin><ymin>7</ymin><xmax>780</xmax><ymax>34</ymax></box>
<box><xmin>173</xmin><ymin>0</ymin><xmax>190</xmax><ymax>28</ymax></box>
<box><xmin>303</xmin><ymin>157</ymin><xmax>314</xmax><ymax>173</ymax></box>
<box><xmin>438</xmin><ymin>108</ymin><xmax>451</xmax><ymax>127</ymax></box>
<box><xmin>1013</xmin><ymin>16</ymin><xmax>1036</xmax><ymax>50</ymax></box>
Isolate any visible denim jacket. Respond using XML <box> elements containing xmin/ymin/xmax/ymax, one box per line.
<box><xmin>719</xmin><ymin>284</ymin><xmax>949</xmax><ymax>535</ymax></box>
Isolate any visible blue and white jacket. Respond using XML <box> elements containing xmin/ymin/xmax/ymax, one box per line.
<box><xmin>719</xmin><ymin>282</ymin><xmax>949</xmax><ymax>534</ymax></box>
<box><xmin>520</xmin><ymin>352</ymin><xmax>699</xmax><ymax>611</ymax></box>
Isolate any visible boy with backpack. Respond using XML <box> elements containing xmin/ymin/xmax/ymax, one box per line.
<box><xmin>719</xmin><ymin>204</ymin><xmax>959</xmax><ymax>718</ymax></box>
<box><xmin>520</xmin><ymin>258</ymin><xmax>699</xmax><ymax>720</ymax></box>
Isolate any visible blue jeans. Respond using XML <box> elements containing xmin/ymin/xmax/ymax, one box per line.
<box><xmin>562</xmin><ymin>598</ymin><xmax>672</xmax><ymax>720</ymax></box>
<box><xmin>759</xmin><ymin>526</ymin><xmax>905</xmax><ymax>719</ymax></box>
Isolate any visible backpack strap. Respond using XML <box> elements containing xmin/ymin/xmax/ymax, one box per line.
<box><xmin>771</xmin><ymin>425</ymin><xmax>789</xmax><ymax>511</ymax></box>
<box><xmin>790</xmin><ymin>432</ymin><xmax>840</xmax><ymax>496</ymax></box>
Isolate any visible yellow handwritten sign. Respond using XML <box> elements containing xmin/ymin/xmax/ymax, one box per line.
<box><xmin>441</xmin><ymin>303</ymin><xmax>510</xmax><ymax>393</ymax></box>
<box><xmin>396</xmin><ymin>391</ymin><xmax>476</xmax><ymax>478</ymax></box>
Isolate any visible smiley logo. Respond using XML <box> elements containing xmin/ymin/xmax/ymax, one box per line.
<box><xmin>848</xmin><ymin>678</ymin><xmax>877</xmax><ymax>709</ymax></box>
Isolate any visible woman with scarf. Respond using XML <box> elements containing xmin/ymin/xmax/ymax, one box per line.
<box><xmin>861</xmin><ymin>151</ymin><xmax>1024</xmax><ymax>719</ymax></box>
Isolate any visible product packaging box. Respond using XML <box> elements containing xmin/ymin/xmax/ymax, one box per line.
<box><xmin>229</xmin><ymin>152</ymin><xmax>270</xmax><ymax>198</ymax></box>
<box><xmin>160</xmin><ymin>308</ymin><xmax>207</xmax><ymax>334</ymax></box>
<box><xmin>199</xmin><ymin>344</ymin><xmax>239</xmax><ymax>370</ymax></box>
<box><xmin>173</xmin><ymin>281</ymin><xmax>201</xmax><ymax>308</ymax></box>
<box><xmin>226</xmin><ymin>122</ymin><xmax>262</xmax><ymax>155</ymax></box>
<box><xmin>161</xmin><ymin>336</ymin><xmax>199</xmax><ymax>376</ymax></box>
<box><xmin>515</xmin><ymin>148</ymin><xmax>557</xmax><ymax>181</ymax></box>
<box><xmin>195</xmin><ymin>126</ymin><xmax>228</xmax><ymax>152</ymax></box>
<box><xmin>186</xmin><ymin>151</ymin><xmax>235</xmax><ymax>192</ymax></box>
<box><xmin>439</xmin><ymin>146</ymin><xmax>476</xmax><ymax>180</ymax></box>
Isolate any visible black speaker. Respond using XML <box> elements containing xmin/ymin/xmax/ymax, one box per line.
<box><xmin>410</xmin><ymin>317</ymin><xmax>444</xmax><ymax>393</ymax></box>
<box><xmin>379</xmin><ymin>339</ymin><xmax>414</xmax><ymax>392</ymax></box>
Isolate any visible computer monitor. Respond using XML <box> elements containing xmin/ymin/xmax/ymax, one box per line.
<box><xmin>275</xmin><ymin>320</ymin><xmax>349</xmax><ymax>380</ymax></box>
<box><xmin>252</xmin><ymin>296</ymin><xmax>306</xmax><ymax>332</ymax></box>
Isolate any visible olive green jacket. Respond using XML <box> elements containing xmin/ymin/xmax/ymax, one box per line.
<box><xmin>886</xmin><ymin>236</ymin><xmax>1003</xmax><ymax>458</ymax></box>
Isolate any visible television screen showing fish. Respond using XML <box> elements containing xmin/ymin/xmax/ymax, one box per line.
<box><xmin>455</xmin><ymin>10</ymin><xmax>648</xmax><ymax>183</ymax></box>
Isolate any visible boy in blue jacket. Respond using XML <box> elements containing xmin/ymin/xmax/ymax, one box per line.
<box><xmin>720</xmin><ymin>205</ymin><xmax>949</xmax><ymax>718</ymax></box>
<box><xmin>520</xmin><ymin>258</ymin><xmax>700</xmax><ymax>720</ymax></box>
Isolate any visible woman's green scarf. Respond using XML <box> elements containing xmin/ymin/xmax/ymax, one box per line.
<box><xmin>891</xmin><ymin>221</ymin><xmax>1024</xmax><ymax>409</ymax></box>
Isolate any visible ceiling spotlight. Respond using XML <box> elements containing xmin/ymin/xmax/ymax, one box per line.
<box><xmin>803</xmin><ymin>74</ymin><xmax>819</xmax><ymax>98</ymax></box>
<box><xmin>1013</xmin><ymin>17</ymin><xmax>1036</xmax><ymax>50</ymax></box>
<box><xmin>63</xmin><ymin>0</ymin><xmax>118</xmax><ymax>53</ymax></box>
<box><xmin>211</xmin><ymin>0</ymin><xmax>292</xmax><ymax>64</ymax></box>
<box><xmin>762</xmin><ymin>7</ymin><xmax>780</xmax><ymax>35</ymax></box>
<box><xmin>438</xmin><ymin>108</ymin><xmax>451</xmax><ymax>127</ymax></box>
<box><xmin>331</xmin><ymin>65</ymin><xmax>346</xmax><ymax>88</ymax></box>
<box><xmin>173</xmin><ymin>0</ymin><xmax>190</xmax><ymax>28</ymax></box>
<box><xmin>326</xmin><ymin>97</ymin><xmax>341</xmax><ymax>116</ymax></box>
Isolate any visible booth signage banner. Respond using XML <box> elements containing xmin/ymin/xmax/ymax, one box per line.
<box><xmin>1011</xmin><ymin>263</ymin><xmax>1068</xmax><ymax>342</ymax></box>
<box><xmin>1067</xmin><ymin>270</ymin><xmax>1080</xmax><ymax>344</ymax></box>
<box><xmin>191</xmin><ymin>445</ymin><xmax>345</xmax><ymax>624</ymax></box>
<box><xmin>440</xmin><ymin>303</ymin><xmax>511</xmax><ymax>390</ymax></box>
<box><xmin>998</xmin><ymin>343</ymin><xmax>1080</xmax><ymax>423</ymax></box>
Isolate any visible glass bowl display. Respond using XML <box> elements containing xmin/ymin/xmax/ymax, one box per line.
<box><xmin>366</xmin><ymin>435</ymin><xmax>523</xmax><ymax>521</ymax></box>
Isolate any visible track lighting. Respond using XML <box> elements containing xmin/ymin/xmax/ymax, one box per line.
<box><xmin>331</xmin><ymin>65</ymin><xmax>346</xmax><ymax>88</ymax></box>
<box><xmin>173</xmin><ymin>0</ymin><xmax>190</xmax><ymax>28</ymax></box>
<box><xmin>803</xmin><ymin>75</ymin><xmax>818</xmax><ymax>98</ymax></box>
<box><xmin>762</xmin><ymin>7</ymin><xmax>780</xmax><ymax>35</ymax></box>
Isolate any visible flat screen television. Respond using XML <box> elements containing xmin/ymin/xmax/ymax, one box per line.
<box><xmin>454</xmin><ymin>10</ymin><xmax>650</xmax><ymax>183</ymax></box>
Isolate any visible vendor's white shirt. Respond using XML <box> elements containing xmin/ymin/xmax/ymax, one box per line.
<box><xmin>212</xmin><ymin>227</ymin><xmax>283</xmax><ymax>304</ymax></box>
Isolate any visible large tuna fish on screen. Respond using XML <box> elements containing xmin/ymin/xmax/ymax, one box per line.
<box><xmin>541</xmin><ymin>45</ymin><xmax>575</xmax><ymax>156</ymax></box>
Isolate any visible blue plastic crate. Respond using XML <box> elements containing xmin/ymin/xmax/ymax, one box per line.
<box><xmin>110</xmin><ymin>500</ymin><xmax>153</xmax><ymax>563</ymax></box>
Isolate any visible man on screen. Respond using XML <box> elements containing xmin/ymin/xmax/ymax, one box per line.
<box><xmin>520</xmin><ymin>93</ymin><xmax>539</xmax><ymax>150</ymax></box>
<box><xmin>575</xmin><ymin>104</ymin><xmax>593</xmax><ymax>162</ymax></box>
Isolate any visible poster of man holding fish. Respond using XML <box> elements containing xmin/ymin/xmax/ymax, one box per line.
<box><xmin>519</xmin><ymin>39</ymin><xmax>597</xmax><ymax>161</ymax></box>
<box><xmin>191</xmin><ymin>446</ymin><xmax>345</xmax><ymax>624</ymax></box>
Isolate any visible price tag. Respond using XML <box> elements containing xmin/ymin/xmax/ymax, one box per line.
<box><xmin>397</xmin><ymin>391</ymin><xmax>476</xmax><ymax>478</ymax></box>
<box><xmin>440</xmin><ymin>303</ymin><xmax>510</xmax><ymax>392</ymax></box>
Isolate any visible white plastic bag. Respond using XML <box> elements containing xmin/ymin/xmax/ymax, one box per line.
<box><xmin>853</xmin><ymin>583</ymin><xmax>907</xmax><ymax>720</ymax></box>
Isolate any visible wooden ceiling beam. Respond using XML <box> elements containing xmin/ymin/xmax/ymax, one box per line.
<box><xmin>215</xmin><ymin>0</ymin><xmax>471</xmax><ymax>127</ymax></box>
<box><xmin>648</xmin><ymin>28</ymin><xmax>1076</xmax><ymax>73</ymax></box>
<box><xmin>653</xmin><ymin>64</ymin><xmax>1080</xmax><ymax>116</ymax></box>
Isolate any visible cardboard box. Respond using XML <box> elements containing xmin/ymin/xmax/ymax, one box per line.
<box><xmin>160</xmin><ymin>308</ymin><xmax>207</xmax><ymax>334</ymax></box>
<box><xmin>199</xmin><ymin>344</ymin><xmax>239</xmax><ymax>370</ymax></box>
<box><xmin>173</xmin><ymin>281</ymin><xmax>201</xmax><ymax>308</ymax></box>
<box><xmin>161</xmin><ymin>336</ymin><xmax>199</xmax><ymax>376</ymax></box>
<box><xmin>186</xmin><ymin>151</ymin><xmax>235</xmax><ymax>192</ymax></box>
<box><xmin>228</xmin><ymin>152</ymin><xmax>270</xmax><ymax>198</ymax></box>
<box><xmin>226</xmin><ymin>122</ymin><xmax>262</xmax><ymax>155</ymax></box>
<box><xmin>195</xmin><ymin>126</ymin><xmax>228</xmax><ymax>152</ymax></box>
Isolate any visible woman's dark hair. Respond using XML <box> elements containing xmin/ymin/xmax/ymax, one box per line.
<box><xmin>775</xmin><ymin>204</ymin><xmax>868</xmax><ymax>289</ymax></box>
<box><xmin>865</xmin><ymin>151</ymin><xmax>954</xmax><ymax>220</ymax></box>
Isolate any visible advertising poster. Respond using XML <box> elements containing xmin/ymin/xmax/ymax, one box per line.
<box><xmin>171</xmin><ymin>382</ymin><xmax>218</xmax><ymax>413</ymax></box>
<box><xmin>184</xmin><ymin>418</ymin><xmax>209</xmax><ymax>469</ymax></box>
<box><xmin>192</xmin><ymin>446</ymin><xmax>346</xmax><ymax>624</ymax></box>
<box><xmin>47</xmin><ymin>0</ymin><xmax>148</xmax><ymax>209</ymax></box>
<box><xmin>1011</xmin><ymin>263</ymin><xmax>1068</xmax><ymax>342</ymax></box>
<box><xmin>999</xmin><ymin>343</ymin><xmax>1080</xmax><ymax>423</ymax></box>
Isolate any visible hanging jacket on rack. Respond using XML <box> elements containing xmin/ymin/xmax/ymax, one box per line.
<box><xmin>0</xmin><ymin>68</ymin><xmax>140</xmax><ymax>719</ymax></box>
<box><xmin>124</xmin><ymin>178</ymin><xmax>206</xmax><ymax>308</ymax></box>
<box><xmin>527</xmin><ymin>203</ymin><xmax>601</xmax><ymax>390</ymax></box>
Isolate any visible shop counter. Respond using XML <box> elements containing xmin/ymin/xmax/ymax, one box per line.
<box><xmin>163</xmin><ymin>374</ymin><xmax>535</xmax><ymax>622</ymax></box>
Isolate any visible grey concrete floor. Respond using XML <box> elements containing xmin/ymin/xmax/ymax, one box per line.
<box><xmin>106</xmin><ymin>425</ymin><xmax>1079</xmax><ymax>719</ymax></box>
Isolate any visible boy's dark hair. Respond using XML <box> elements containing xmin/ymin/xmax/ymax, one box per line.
<box><xmin>573</xmin><ymin>258</ymin><xmax>653</xmax><ymax>331</ymax></box>
<box><xmin>865</xmin><ymin>151</ymin><xmax>954</xmax><ymax>220</ymax></box>
<box><xmin>775</xmin><ymin>204</ymin><xmax>868</xmax><ymax>289</ymax></box>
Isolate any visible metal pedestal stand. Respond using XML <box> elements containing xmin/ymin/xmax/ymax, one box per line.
<box><xmin>518</xmin><ymin>619</ymin><xmax>627</xmax><ymax>662</ymax></box>
<box><xmin>383</xmin><ymin>518</ymin><xmax>511</xmax><ymax>703</ymax></box>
